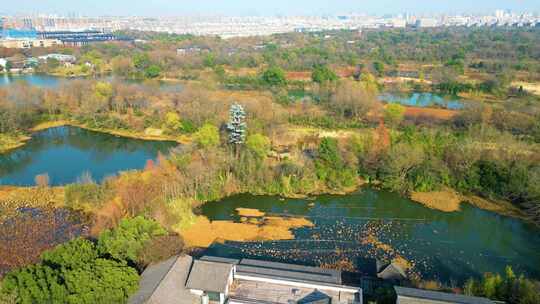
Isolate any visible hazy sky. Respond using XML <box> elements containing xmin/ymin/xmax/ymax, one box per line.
<box><xmin>2</xmin><ymin>0</ymin><xmax>539</xmax><ymax>16</ymax></box>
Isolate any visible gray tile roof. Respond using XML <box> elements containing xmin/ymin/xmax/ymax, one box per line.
<box><xmin>395</xmin><ymin>287</ymin><xmax>495</xmax><ymax>304</ymax></box>
<box><xmin>199</xmin><ymin>255</ymin><xmax>240</xmax><ymax>265</ymax></box>
<box><xmin>185</xmin><ymin>260</ymin><xmax>233</xmax><ymax>293</ymax></box>
<box><xmin>129</xmin><ymin>255</ymin><xmax>198</xmax><ymax>304</ymax></box>
<box><xmin>228</xmin><ymin>297</ymin><xmax>280</xmax><ymax>304</ymax></box>
<box><xmin>235</xmin><ymin>259</ymin><xmax>342</xmax><ymax>285</ymax></box>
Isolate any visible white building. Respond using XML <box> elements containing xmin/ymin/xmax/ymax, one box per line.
<box><xmin>129</xmin><ymin>255</ymin><xmax>363</xmax><ymax>304</ymax></box>
<box><xmin>0</xmin><ymin>38</ymin><xmax>61</xmax><ymax>49</ymax></box>
<box><xmin>389</xmin><ymin>19</ymin><xmax>407</xmax><ymax>28</ymax></box>
<box><xmin>38</xmin><ymin>53</ymin><xmax>76</xmax><ymax>63</ymax></box>
<box><xmin>416</xmin><ymin>18</ymin><xmax>439</xmax><ymax>28</ymax></box>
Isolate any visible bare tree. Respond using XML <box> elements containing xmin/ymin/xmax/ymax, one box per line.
<box><xmin>331</xmin><ymin>79</ymin><xmax>379</xmax><ymax>120</ymax></box>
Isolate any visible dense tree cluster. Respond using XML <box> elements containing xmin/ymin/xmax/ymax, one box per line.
<box><xmin>464</xmin><ymin>266</ymin><xmax>540</xmax><ymax>304</ymax></box>
<box><xmin>0</xmin><ymin>217</ymin><xmax>176</xmax><ymax>304</ymax></box>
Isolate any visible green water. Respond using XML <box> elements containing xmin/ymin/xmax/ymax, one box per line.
<box><xmin>0</xmin><ymin>126</ymin><xmax>177</xmax><ymax>186</ymax></box>
<box><xmin>200</xmin><ymin>189</ymin><xmax>540</xmax><ymax>283</ymax></box>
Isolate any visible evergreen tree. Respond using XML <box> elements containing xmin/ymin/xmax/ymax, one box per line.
<box><xmin>0</xmin><ymin>217</ymin><xmax>167</xmax><ymax>304</ymax></box>
<box><xmin>1</xmin><ymin>238</ymin><xmax>139</xmax><ymax>304</ymax></box>
<box><xmin>227</xmin><ymin>103</ymin><xmax>247</xmax><ymax>146</ymax></box>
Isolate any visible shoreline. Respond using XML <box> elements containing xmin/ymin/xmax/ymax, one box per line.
<box><xmin>0</xmin><ymin>120</ymin><xmax>191</xmax><ymax>154</ymax></box>
<box><xmin>0</xmin><ymin>135</ymin><xmax>32</xmax><ymax>154</ymax></box>
<box><xmin>0</xmin><ymin>122</ymin><xmax>531</xmax><ymax>226</ymax></box>
<box><xmin>0</xmin><ymin>174</ymin><xmax>529</xmax><ymax>226</ymax></box>
<box><xmin>409</xmin><ymin>188</ymin><xmax>526</xmax><ymax>220</ymax></box>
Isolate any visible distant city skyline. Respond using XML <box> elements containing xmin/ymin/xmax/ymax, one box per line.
<box><xmin>1</xmin><ymin>0</ymin><xmax>540</xmax><ymax>17</ymax></box>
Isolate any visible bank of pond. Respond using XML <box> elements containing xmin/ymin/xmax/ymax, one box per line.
<box><xmin>1</xmin><ymin>76</ymin><xmax>536</xmax><ymax>285</ymax></box>
<box><xmin>0</xmin><ymin>126</ymin><xmax>177</xmax><ymax>186</ymax></box>
<box><xmin>200</xmin><ymin>190</ymin><xmax>540</xmax><ymax>284</ymax></box>
<box><xmin>2</xmin><ymin>74</ymin><xmax>468</xmax><ymax>109</ymax></box>
<box><xmin>4</xmin><ymin>188</ymin><xmax>538</xmax><ymax>285</ymax></box>
<box><xmin>0</xmin><ymin>73</ymin><xmax>183</xmax><ymax>92</ymax></box>
<box><xmin>379</xmin><ymin>92</ymin><xmax>465</xmax><ymax>109</ymax></box>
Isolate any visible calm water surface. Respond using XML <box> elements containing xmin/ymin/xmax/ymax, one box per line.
<box><xmin>0</xmin><ymin>74</ymin><xmax>61</xmax><ymax>88</ymax></box>
<box><xmin>0</xmin><ymin>126</ymin><xmax>177</xmax><ymax>186</ymax></box>
<box><xmin>201</xmin><ymin>189</ymin><xmax>540</xmax><ymax>283</ymax></box>
<box><xmin>380</xmin><ymin>92</ymin><xmax>465</xmax><ymax>109</ymax></box>
<box><xmin>0</xmin><ymin>74</ymin><xmax>182</xmax><ymax>92</ymax></box>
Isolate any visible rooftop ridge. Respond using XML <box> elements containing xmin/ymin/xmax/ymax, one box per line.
<box><xmin>239</xmin><ymin>258</ymin><xmax>341</xmax><ymax>276</ymax></box>
<box><xmin>395</xmin><ymin>286</ymin><xmax>494</xmax><ymax>304</ymax></box>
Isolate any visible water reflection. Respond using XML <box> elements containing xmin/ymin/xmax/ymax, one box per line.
<box><xmin>379</xmin><ymin>92</ymin><xmax>465</xmax><ymax>109</ymax></box>
<box><xmin>0</xmin><ymin>74</ymin><xmax>62</xmax><ymax>88</ymax></box>
<box><xmin>0</xmin><ymin>126</ymin><xmax>177</xmax><ymax>186</ymax></box>
<box><xmin>201</xmin><ymin>189</ymin><xmax>540</xmax><ymax>283</ymax></box>
<box><xmin>0</xmin><ymin>74</ymin><xmax>183</xmax><ymax>91</ymax></box>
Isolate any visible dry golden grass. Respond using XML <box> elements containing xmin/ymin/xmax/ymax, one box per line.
<box><xmin>410</xmin><ymin>189</ymin><xmax>526</xmax><ymax>220</ymax></box>
<box><xmin>0</xmin><ymin>134</ymin><xmax>31</xmax><ymax>153</ymax></box>
<box><xmin>336</xmin><ymin>66</ymin><xmax>356</xmax><ymax>78</ymax></box>
<box><xmin>263</xmin><ymin>216</ymin><xmax>314</xmax><ymax>228</ymax></box>
<box><xmin>416</xmin><ymin>280</ymin><xmax>443</xmax><ymax>291</ymax></box>
<box><xmin>32</xmin><ymin>120</ymin><xmax>190</xmax><ymax>144</ymax></box>
<box><xmin>286</xmin><ymin>71</ymin><xmax>311</xmax><ymax>81</ymax></box>
<box><xmin>224</xmin><ymin>67</ymin><xmax>259</xmax><ymax>77</ymax></box>
<box><xmin>0</xmin><ymin>186</ymin><xmax>65</xmax><ymax>220</ymax></box>
<box><xmin>180</xmin><ymin>215</ymin><xmax>313</xmax><ymax>248</ymax></box>
<box><xmin>512</xmin><ymin>81</ymin><xmax>540</xmax><ymax>95</ymax></box>
<box><xmin>463</xmin><ymin>195</ymin><xmax>524</xmax><ymax>219</ymax></box>
<box><xmin>392</xmin><ymin>255</ymin><xmax>413</xmax><ymax>271</ymax></box>
<box><xmin>361</xmin><ymin>235</ymin><xmax>393</xmax><ymax>252</ymax></box>
<box><xmin>403</xmin><ymin>106</ymin><xmax>458</xmax><ymax>121</ymax></box>
<box><xmin>286</xmin><ymin>126</ymin><xmax>364</xmax><ymax>140</ymax></box>
<box><xmin>79</xmin><ymin>124</ymin><xmax>190</xmax><ymax>144</ymax></box>
<box><xmin>30</xmin><ymin>120</ymin><xmax>71</xmax><ymax>132</ymax></box>
<box><xmin>7</xmin><ymin>119</ymin><xmax>190</xmax><ymax>154</ymax></box>
<box><xmin>143</xmin><ymin>127</ymin><xmax>164</xmax><ymax>136</ymax></box>
<box><xmin>410</xmin><ymin>189</ymin><xmax>462</xmax><ymax>212</ymax></box>
<box><xmin>360</xmin><ymin>233</ymin><xmax>414</xmax><ymax>272</ymax></box>
<box><xmin>208</xmin><ymin>89</ymin><xmax>274</xmax><ymax>103</ymax></box>
<box><xmin>382</xmin><ymin>76</ymin><xmax>432</xmax><ymax>85</ymax></box>
<box><xmin>319</xmin><ymin>258</ymin><xmax>356</xmax><ymax>272</ymax></box>
<box><xmin>236</xmin><ymin>208</ymin><xmax>266</xmax><ymax>217</ymax></box>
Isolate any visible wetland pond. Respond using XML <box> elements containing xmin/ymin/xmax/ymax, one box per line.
<box><xmin>2</xmin><ymin>75</ymin><xmax>536</xmax><ymax>285</ymax></box>
<box><xmin>201</xmin><ymin>189</ymin><xmax>540</xmax><ymax>283</ymax></box>
<box><xmin>0</xmin><ymin>126</ymin><xmax>177</xmax><ymax>186</ymax></box>
<box><xmin>0</xmin><ymin>74</ymin><xmax>183</xmax><ymax>92</ymax></box>
<box><xmin>379</xmin><ymin>92</ymin><xmax>466</xmax><ymax>109</ymax></box>
<box><xmin>0</xmin><ymin>74</ymin><xmax>61</xmax><ymax>88</ymax></box>
<box><xmin>289</xmin><ymin>89</ymin><xmax>467</xmax><ymax>109</ymax></box>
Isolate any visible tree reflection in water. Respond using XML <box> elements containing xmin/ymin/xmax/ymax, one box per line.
<box><xmin>0</xmin><ymin>126</ymin><xmax>177</xmax><ymax>186</ymax></box>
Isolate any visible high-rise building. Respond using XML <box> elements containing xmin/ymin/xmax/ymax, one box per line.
<box><xmin>416</xmin><ymin>18</ymin><xmax>439</xmax><ymax>27</ymax></box>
